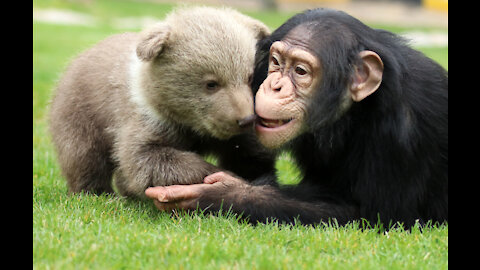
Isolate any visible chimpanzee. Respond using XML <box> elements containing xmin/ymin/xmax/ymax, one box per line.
<box><xmin>145</xmin><ymin>8</ymin><xmax>448</xmax><ymax>228</ymax></box>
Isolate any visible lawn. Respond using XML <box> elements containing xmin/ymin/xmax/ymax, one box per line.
<box><xmin>33</xmin><ymin>0</ymin><xmax>448</xmax><ymax>269</ymax></box>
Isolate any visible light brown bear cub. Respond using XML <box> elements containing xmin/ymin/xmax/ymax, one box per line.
<box><xmin>49</xmin><ymin>7</ymin><xmax>275</xmax><ymax>198</ymax></box>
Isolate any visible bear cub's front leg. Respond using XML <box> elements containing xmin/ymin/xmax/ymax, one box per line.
<box><xmin>114</xmin><ymin>144</ymin><xmax>220</xmax><ymax>198</ymax></box>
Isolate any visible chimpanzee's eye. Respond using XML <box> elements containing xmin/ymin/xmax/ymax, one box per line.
<box><xmin>295</xmin><ymin>66</ymin><xmax>307</xmax><ymax>75</ymax></box>
<box><xmin>271</xmin><ymin>56</ymin><xmax>280</xmax><ymax>66</ymax></box>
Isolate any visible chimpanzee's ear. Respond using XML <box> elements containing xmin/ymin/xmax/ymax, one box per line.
<box><xmin>136</xmin><ymin>22</ymin><xmax>171</xmax><ymax>61</ymax></box>
<box><xmin>350</xmin><ymin>50</ymin><xmax>384</xmax><ymax>102</ymax></box>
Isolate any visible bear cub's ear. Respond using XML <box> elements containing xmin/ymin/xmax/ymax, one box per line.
<box><xmin>230</xmin><ymin>12</ymin><xmax>270</xmax><ymax>40</ymax></box>
<box><xmin>136</xmin><ymin>22</ymin><xmax>171</xmax><ymax>61</ymax></box>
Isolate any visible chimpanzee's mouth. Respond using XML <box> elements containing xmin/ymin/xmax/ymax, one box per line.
<box><xmin>258</xmin><ymin>117</ymin><xmax>293</xmax><ymax>128</ymax></box>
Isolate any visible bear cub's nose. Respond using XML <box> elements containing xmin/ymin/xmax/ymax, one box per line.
<box><xmin>237</xmin><ymin>115</ymin><xmax>257</xmax><ymax>129</ymax></box>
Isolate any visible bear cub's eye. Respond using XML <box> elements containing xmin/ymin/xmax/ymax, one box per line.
<box><xmin>205</xmin><ymin>80</ymin><xmax>220</xmax><ymax>91</ymax></box>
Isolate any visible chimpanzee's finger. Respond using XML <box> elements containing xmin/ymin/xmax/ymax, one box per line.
<box><xmin>145</xmin><ymin>184</ymin><xmax>206</xmax><ymax>202</ymax></box>
<box><xmin>204</xmin><ymin>171</ymin><xmax>240</xmax><ymax>184</ymax></box>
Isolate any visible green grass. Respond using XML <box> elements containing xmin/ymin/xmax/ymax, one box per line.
<box><xmin>33</xmin><ymin>0</ymin><xmax>448</xmax><ymax>269</ymax></box>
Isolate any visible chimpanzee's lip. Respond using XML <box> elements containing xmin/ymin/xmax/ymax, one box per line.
<box><xmin>257</xmin><ymin>117</ymin><xmax>293</xmax><ymax>128</ymax></box>
<box><xmin>255</xmin><ymin>115</ymin><xmax>296</xmax><ymax>134</ymax></box>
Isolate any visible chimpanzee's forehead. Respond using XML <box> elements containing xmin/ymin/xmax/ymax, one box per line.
<box><xmin>283</xmin><ymin>25</ymin><xmax>313</xmax><ymax>46</ymax></box>
<box><xmin>278</xmin><ymin>24</ymin><xmax>318</xmax><ymax>57</ymax></box>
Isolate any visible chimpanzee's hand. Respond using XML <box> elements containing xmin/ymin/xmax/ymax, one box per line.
<box><xmin>145</xmin><ymin>172</ymin><xmax>248</xmax><ymax>212</ymax></box>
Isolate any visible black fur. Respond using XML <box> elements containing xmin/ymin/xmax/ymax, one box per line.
<box><xmin>204</xmin><ymin>8</ymin><xmax>447</xmax><ymax>228</ymax></box>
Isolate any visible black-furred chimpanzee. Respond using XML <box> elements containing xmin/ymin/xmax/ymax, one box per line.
<box><xmin>145</xmin><ymin>8</ymin><xmax>448</xmax><ymax>228</ymax></box>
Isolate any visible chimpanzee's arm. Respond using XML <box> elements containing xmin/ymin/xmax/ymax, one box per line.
<box><xmin>145</xmin><ymin>172</ymin><xmax>359</xmax><ymax>225</ymax></box>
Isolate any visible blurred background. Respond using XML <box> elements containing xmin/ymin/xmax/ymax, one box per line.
<box><xmin>34</xmin><ymin>0</ymin><xmax>448</xmax><ymax>28</ymax></box>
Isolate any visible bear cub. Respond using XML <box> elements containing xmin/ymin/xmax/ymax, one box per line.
<box><xmin>49</xmin><ymin>7</ymin><xmax>274</xmax><ymax>198</ymax></box>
